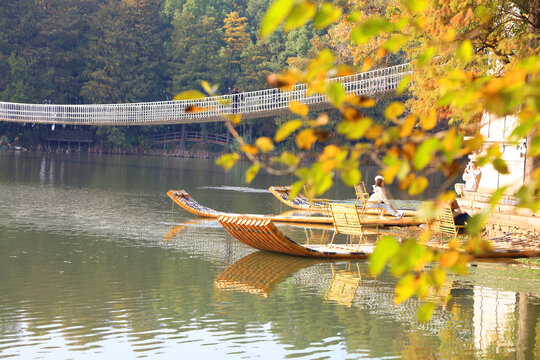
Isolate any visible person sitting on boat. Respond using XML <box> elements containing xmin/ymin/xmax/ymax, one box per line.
<box><xmin>367</xmin><ymin>175</ymin><xmax>404</xmax><ymax>220</ymax></box>
<box><xmin>450</xmin><ymin>199</ymin><xmax>470</xmax><ymax>226</ymax></box>
<box><xmin>454</xmin><ymin>160</ymin><xmax>482</xmax><ymax>196</ymax></box>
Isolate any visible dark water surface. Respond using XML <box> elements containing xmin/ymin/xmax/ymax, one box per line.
<box><xmin>0</xmin><ymin>152</ymin><xmax>539</xmax><ymax>359</ymax></box>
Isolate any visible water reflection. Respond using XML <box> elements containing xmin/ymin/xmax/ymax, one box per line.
<box><xmin>215</xmin><ymin>252</ymin><xmax>321</xmax><ymax>297</ymax></box>
<box><xmin>0</xmin><ymin>152</ymin><xmax>538</xmax><ymax>359</ymax></box>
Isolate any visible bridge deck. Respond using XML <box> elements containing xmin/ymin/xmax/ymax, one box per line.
<box><xmin>0</xmin><ymin>64</ymin><xmax>409</xmax><ymax>126</ymax></box>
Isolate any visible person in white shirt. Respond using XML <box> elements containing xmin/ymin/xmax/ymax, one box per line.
<box><xmin>454</xmin><ymin>161</ymin><xmax>482</xmax><ymax>196</ymax></box>
<box><xmin>367</xmin><ymin>175</ymin><xmax>404</xmax><ymax>219</ymax></box>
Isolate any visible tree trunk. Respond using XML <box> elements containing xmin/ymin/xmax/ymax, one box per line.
<box><xmin>525</xmin><ymin>0</ymin><xmax>540</xmax><ymax>182</ymax></box>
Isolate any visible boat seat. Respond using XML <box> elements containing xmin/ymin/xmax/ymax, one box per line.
<box><xmin>328</xmin><ymin>202</ymin><xmax>379</xmax><ymax>249</ymax></box>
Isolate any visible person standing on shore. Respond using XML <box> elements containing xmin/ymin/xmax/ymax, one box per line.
<box><xmin>454</xmin><ymin>161</ymin><xmax>482</xmax><ymax>196</ymax></box>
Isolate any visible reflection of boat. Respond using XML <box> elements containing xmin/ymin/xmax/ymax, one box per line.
<box><xmin>325</xmin><ymin>263</ymin><xmax>363</xmax><ymax>307</ymax></box>
<box><xmin>214</xmin><ymin>251</ymin><xmax>320</xmax><ymax>297</ymax></box>
<box><xmin>167</xmin><ymin>190</ymin><xmax>422</xmax><ymax>226</ymax></box>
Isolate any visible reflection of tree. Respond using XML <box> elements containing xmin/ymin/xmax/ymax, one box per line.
<box><xmin>1</xmin><ymin>228</ymin><xmax>538</xmax><ymax>357</ymax></box>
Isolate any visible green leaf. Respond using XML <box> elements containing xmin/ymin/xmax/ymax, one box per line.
<box><xmin>417</xmin><ymin>47</ymin><xmax>436</xmax><ymax>67</ymax></box>
<box><xmin>245</xmin><ymin>164</ymin><xmax>260</xmax><ymax>184</ymax></box>
<box><xmin>492</xmin><ymin>158</ymin><xmax>509</xmax><ymax>174</ymax></box>
<box><xmin>490</xmin><ymin>187</ymin><xmax>507</xmax><ymax>209</ymax></box>
<box><xmin>413</xmin><ymin>138</ymin><xmax>439</xmax><ymax>170</ymax></box>
<box><xmin>369</xmin><ymin>236</ymin><xmax>400</xmax><ymax>275</ymax></box>
<box><xmin>275</xmin><ymin>151</ymin><xmax>299</xmax><ymax>166</ymax></box>
<box><xmin>383</xmin><ymin>34</ymin><xmax>408</xmax><ymax>53</ymax></box>
<box><xmin>173</xmin><ymin>90</ymin><xmax>206</xmax><ymax>100</ymax></box>
<box><xmin>284</xmin><ymin>2</ymin><xmax>316</xmax><ymax>31</ymax></box>
<box><xmin>457</xmin><ymin>39</ymin><xmax>473</xmax><ymax>63</ymax></box>
<box><xmin>313</xmin><ymin>3</ymin><xmax>342</xmax><ymax>30</ymax></box>
<box><xmin>215</xmin><ymin>153</ymin><xmax>239</xmax><ymax>171</ymax></box>
<box><xmin>390</xmin><ymin>239</ymin><xmax>426</xmax><ymax>277</ymax></box>
<box><xmin>340</xmin><ymin>168</ymin><xmax>361</xmax><ymax>187</ymax></box>
<box><xmin>350</xmin><ymin>17</ymin><xmax>393</xmax><ymax>44</ymax></box>
<box><xmin>289</xmin><ymin>180</ymin><xmax>305</xmax><ymax>200</ymax></box>
<box><xmin>275</xmin><ymin>119</ymin><xmax>303</xmax><ymax>142</ymax></box>
<box><xmin>408</xmin><ymin>176</ymin><xmax>428</xmax><ymax>195</ymax></box>
<box><xmin>336</xmin><ymin>118</ymin><xmax>373</xmax><ymax>139</ymax></box>
<box><xmin>466</xmin><ymin>210</ymin><xmax>489</xmax><ymax>236</ymax></box>
<box><xmin>326</xmin><ymin>82</ymin><xmax>345</xmax><ymax>107</ymax></box>
<box><xmin>397</xmin><ymin>75</ymin><xmax>411</xmax><ymax>94</ymax></box>
<box><xmin>417</xmin><ymin>303</ymin><xmax>436</xmax><ymax>322</ymax></box>
<box><xmin>260</xmin><ymin>0</ymin><xmax>296</xmax><ymax>37</ymax></box>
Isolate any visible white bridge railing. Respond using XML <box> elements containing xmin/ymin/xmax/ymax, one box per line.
<box><xmin>0</xmin><ymin>64</ymin><xmax>409</xmax><ymax>126</ymax></box>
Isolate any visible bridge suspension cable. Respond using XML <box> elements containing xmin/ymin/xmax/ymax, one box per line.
<box><xmin>0</xmin><ymin>64</ymin><xmax>409</xmax><ymax>126</ymax></box>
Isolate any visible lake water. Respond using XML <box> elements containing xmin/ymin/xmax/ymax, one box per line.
<box><xmin>0</xmin><ymin>152</ymin><xmax>539</xmax><ymax>359</ymax></box>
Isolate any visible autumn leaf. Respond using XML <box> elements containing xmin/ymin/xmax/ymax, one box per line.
<box><xmin>275</xmin><ymin>119</ymin><xmax>303</xmax><ymax>142</ymax></box>
<box><xmin>245</xmin><ymin>164</ymin><xmax>260</xmax><ymax>184</ymax></box>
<box><xmin>173</xmin><ymin>90</ymin><xmax>206</xmax><ymax>100</ymax></box>
<box><xmin>289</xmin><ymin>101</ymin><xmax>309</xmax><ymax>116</ymax></box>
<box><xmin>260</xmin><ymin>0</ymin><xmax>295</xmax><ymax>37</ymax></box>
<box><xmin>255</xmin><ymin>137</ymin><xmax>274</xmax><ymax>153</ymax></box>
<box><xmin>296</xmin><ymin>128</ymin><xmax>317</xmax><ymax>150</ymax></box>
<box><xmin>215</xmin><ymin>153</ymin><xmax>239</xmax><ymax>171</ymax></box>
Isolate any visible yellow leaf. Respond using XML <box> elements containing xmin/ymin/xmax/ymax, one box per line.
<box><xmin>173</xmin><ymin>90</ymin><xmax>206</xmax><ymax>100</ymax></box>
<box><xmin>381</xmin><ymin>161</ymin><xmax>402</xmax><ymax>184</ymax></box>
<box><xmin>443</xmin><ymin>127</ymin><xmax>457</xmax><ymax>152</ymax></box>
<box><xmin>399</xmin><ymin>114</ymin><xmax>417</xmax><ymax>138</ymax></box>
<box><xmin>309</xmin><ymin>113</ymin><xmax>329</xmax><ymax>127</ymax></box>
<box><xmin>274</xmin><ymin>119</ymin><xmax>303</xmax><ymax>142</ymax></box>
<box><xmin>245</xmin><ymin>164</ymin><xmax>260</xmax><ymax>184</ymax></box>
<box><xmin>201</xmin><ymin>80</ymin><xmax>218</xmax><ymax>95</ymax></box>
<box><xmin>361</xmin><ymin>57</ymin><xmax>373</xmax><ymax>72</ymax></box>
<box><xmin>384</xmin><ymin>102</ymin><xmax>405</xmax><ymax>120</ymax></box>
<box><xmin>502</xmin><ymin>68</ymin><xmax>526</xmax><ymax>88</ymax></box>
<box><xmin>439</xmin><ymin>250</ymin><xmax>460</xmax><ymax>268</ymax></box>
<box><xmin>225</xmin><ymin>114</ymin><xmax>242</xmax><ymax>125</ymax></box>
<box><xmin>442</xmin><ymin>28</ymin><xmax>455</xmax><ymax>42</ymax></box>
<box><xmin>395</xmin><ymin>274</ymin><xmax>416</xmax><ymax>304</ymax></box>
<box><xmin>289</xmin><ymin>101</ymin><xmax>309</xmax><ymax>117</ymax></box>
<box><xmin>240</xmin><ymin>144</ymin><xmax>259</xmax><ymax>155</ymax></box>
<box><xmin>255</xmin><ymin>137</ymin><xmax>274</xmax><ymax>153</ymax></box>
<box><xmin>319</xmin><ymin>145</ymin><xmax>341</xmax><ymax>161</ymax></box>
<box><xmin>420</xmin><ymin>108</ymin><xmax>437</xmax><ymax>130</ymax></box>
<box><xmin>408</xmin><ymin>176</ymin><xmax>428</xmax><ymax>195</ymax></box>
<box><xmin>457</xmin><ymin>39</ymin><xmax>473</xmax><ymax>63</ymax></box>
<box><xmin>296</xmin><ymin>128</ymin><xmax>317</xmax><ymax>150</ymax></box>
<box><xmin>321</xmin><ymin>159</ymin><xmax>337</xmax><ymax>172</ymax></box>
<box><xmin>215</xmin><ymin>153</ymin><xmax>239</xmax><ymax>171</ymax></box>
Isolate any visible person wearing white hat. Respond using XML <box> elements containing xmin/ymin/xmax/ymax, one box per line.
<box><xmin>367</xmin><ymin>175</ymin><xmax>404</xmax><ymax>219</ymax></box>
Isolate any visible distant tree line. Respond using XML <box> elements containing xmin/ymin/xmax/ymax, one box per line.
<box><xmin>0</xmin><ymin>0</ymin><xmax>349</xmax><ymax>152</ymax></box>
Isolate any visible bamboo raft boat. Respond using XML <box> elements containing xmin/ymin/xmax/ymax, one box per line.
<box><xmin>167</xmin><ymin>190</ymin><xmax>423</xmax><ymax>226</ymax></box>
<box><xmin>269</xmin><ymin>185</ymin><xmax>417</xmax><ymax>217</ymax></box>
<box><xmin>218</xmin><ymin>214</ymin><xmax>540</xmax><ymax>259</ymax></box>
<box><xmin>218</xmin><ymin>214</ymin><xmax>378</xmax><ymax>259</ymax></box>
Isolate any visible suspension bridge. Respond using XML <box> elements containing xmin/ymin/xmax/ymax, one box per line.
<box><xmin>0</xmin><ymin>64</ymin><xmax>409</xmax><ymax>126</ymax></box>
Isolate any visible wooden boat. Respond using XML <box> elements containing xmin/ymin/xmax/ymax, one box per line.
<box><xmin>217</xmin><ymin>213</ymin><xmax>540</xmax><ymax>259</ymax></box>
<box><xmin>218</xmin><ymin>214</ymin><xmax>383</xmax><ymax>259</ymax></box>
<box><xmin>168</xmin><ymin>190</ymin><xmax>423</xmax><ymax>226</ymax></box>
<box><xmin>269</xmin><ymin>185</ymin><xmax>417</xmax><ymax>217</ymax></box>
